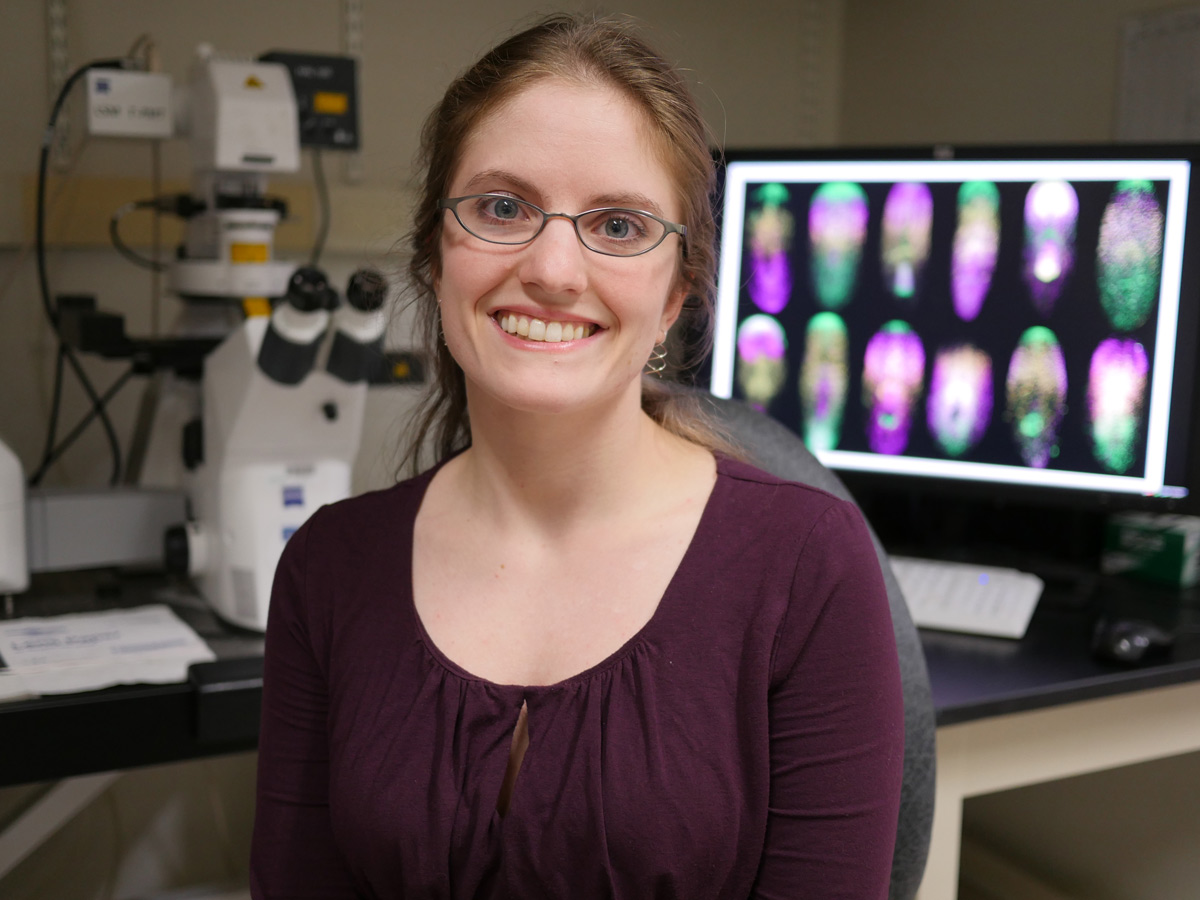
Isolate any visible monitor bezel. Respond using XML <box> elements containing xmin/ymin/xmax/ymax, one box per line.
<box><xmin>710</xmin><ymin>142</ymin><xmax>1200</xmax><ymax>516</ymax></box>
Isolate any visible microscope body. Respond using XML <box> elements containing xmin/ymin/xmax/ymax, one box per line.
<box><xmin>184</xmin><ymin>314</ymin><xmax>366</xmax><ymax>631</ymax></box>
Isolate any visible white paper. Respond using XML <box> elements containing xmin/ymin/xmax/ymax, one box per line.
<box><xmin>0</xmin><ymin>605</ymin><xmax>215</xmax><ymax>700</ymax></box>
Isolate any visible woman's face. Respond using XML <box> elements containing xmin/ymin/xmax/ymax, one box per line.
<box><xmin>436</xmin><ymin>78</ymin><xmax>687</xmax><ymax>418</ymax></box>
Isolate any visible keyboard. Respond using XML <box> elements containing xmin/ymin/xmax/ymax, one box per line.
<box><xmin>889</xmin><ymin>556</ymin><xmax>1044</xmax><ymax>639</ymax></box>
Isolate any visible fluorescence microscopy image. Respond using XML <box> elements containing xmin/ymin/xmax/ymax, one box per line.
<box><xmin>862</xmin><ymin>320</ymin><xmax>926</xmax><ymax>455</ymax></box>
<box><xmin>799</xmin><ymin>312</ymin><xmax>850</xmax><ymax>452</ymax></box>
<box><xmin>746</xmin><ymin>183</ymin><xmax>795</xmax><ymax>314</ymax></box>
<box><xmin>1096</xmin><ymin>180</ymin><xmax>1164</xmax><ymax>332</ymax></box>
<box><xmin>952</xmin><ymin>181</ymin><xmax>1001</xmax><ymax>321</ymax></box>
<box><xmin>809</xmin><ymin>181</ymin><xmax>869</xmax><ymax>310</ymax></box>
<box><xmin>927</xmin><ymin>345</ymin><xmax>994</xmax><ymax>457</ymax></box>
<box><xmin>881</xmin><ymin>182</ymin><xmax>934</xmax><ymax>300</ymax></box>
<box><xmin>735</xmin><ymin>314</ymin><xmax>788</xmax><ymax>411</ymax></box>
<box><xmin>1005</xmin><ymin>326</ymin><xmax>1068</xmax><ymax>468</ymax></box>
<box><xmin>1023</xmin><ymin>180</ymin><xmax>1079</xmax><ymax>315</ymax></box>
<box><xmin>1087</xmin><ymin>337</ymin><xmax>1149</xmax><ymax>474</ymax></box>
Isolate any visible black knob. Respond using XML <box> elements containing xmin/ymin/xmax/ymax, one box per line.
<box><xmin>322</xmin><ymin>401</ymin><xmax>338</xmax><ymax>421</ymax></box>
<box><xmin>346</xmin><ymin>268</ymin><xmax>388</xmax><ymax>312</ymax></box>
<box><xmin>164</xmin><ymin>525</ymin><xmax>189</xmax><ymax>575</ymax></box>
<box><xmin>285</xmin><ymin>266</ymin><xmax>338</xmax><ymax>312</ymax></box>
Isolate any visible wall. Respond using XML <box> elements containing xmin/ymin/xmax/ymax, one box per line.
<box><xmin>0</xmin><ymin>1</ymin><xmax>842</xmax><ymax>897</ymax></box>
<box><xmin>840</xmin><ymin>0</ymin><xmax>1177</xmax><ymax>146</ymax></box>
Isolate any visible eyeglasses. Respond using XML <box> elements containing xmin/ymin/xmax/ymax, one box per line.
<box><xmin>438</xmin><ymin>194</ymin><xmax>687</xmax><ymax>258</ymax></box>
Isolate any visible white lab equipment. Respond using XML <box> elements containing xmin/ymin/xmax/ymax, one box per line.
<box><xmin>167</xmin><ymin>268</ymin><xmax>386</xmax><ymax>631</ymax></box>
<box><xmin>0</xmin><ymin>439</ymin><xmax>29</xmax><ymax>595</ymax></box>
<box><xmin>169</xmin><ymin>45</ymin><xmax>299</xmax><ymax>300</ymax></box>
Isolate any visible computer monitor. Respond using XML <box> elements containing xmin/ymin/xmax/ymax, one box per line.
<box><xmin>711</xmin><ymin>146</ymin><xmax>1200</xmax><ymax>519</ymax></box>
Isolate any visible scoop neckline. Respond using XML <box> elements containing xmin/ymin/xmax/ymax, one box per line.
<box><xmin>405</xmin><ymin>455</ymin><xmax>727</xmax><ymax>694</ymax></box>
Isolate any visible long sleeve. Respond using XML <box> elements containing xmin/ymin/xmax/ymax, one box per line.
<box><xmin>753</xmin><ymin>501</ymin><xmax>905</xmax><ymax>900</ymax></box>
<box><xmin>250</xmin><ymin>516</ymin><xmax>358</xmax><ymax>899</ymax></box>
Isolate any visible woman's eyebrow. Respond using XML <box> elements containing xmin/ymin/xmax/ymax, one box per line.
<box><xmin>588</xmin><ymin>192</ymin><xmax>665</xmax><ymax>216</ymax></box>
<box><xmin>461</xmin><ymin>170</ymin><xmax>539</xmax><ymax>197</ymax></box>
<box><xmin>458</xmin><ymin>173</ymin><xmax>667</xmax><ymax>217</ymax></box>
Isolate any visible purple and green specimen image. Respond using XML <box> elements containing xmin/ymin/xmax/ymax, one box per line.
<box><xmin>799</xmin><ymin>312</ymin><xmax>849</xmax><ymax>452</ymax></box>
<box><xmin>746</xmin><ymin>183</ymin><xmax>795</xmax><ymax>315</ymax></box>
<box><xmin>862</xmin><ymin>320</ymin><xmax>926</xmax><ymax>455</ymax></box>
<box><xmin>1087</xmin><ymin>337</ymin><xmax>1149</xmax><ymax>474</ymax></box>
<box><xmin>1023</xmin><ymin>180</ymin><xmax>1079</xmax><ymax>316</ymax></box>
<box><xmin>927</xmin><ymin>345</ymin><xmax>994</xmax><ymax>458</ymax></box>
<box><xmin>1005</xmin><ymin>326</ymin><xmax>1068</xmax><ymax>468</ymax></box>
<box><xmin>952</xmin><ymin>181</ymin><xmax>1001</xmax><ymax>321</ymax></box>
<box><xmin>809</xmin><ymin>181</ymin><xmax>869</xmax><ymax>310</ymax></box>
<box><xmin>881</xmin><ymin>182</ymin><xmax>933</xmax><ymax>301</ymax></box>
<box><xmin>1096</xmin><ymin>180</ymin><xmax>1164</xmax><ymax>332</ymax></box>
<box><xmin>736</xmin><ymin>314</ymin><xmax>788</xmax><ymax>411</ymax></box>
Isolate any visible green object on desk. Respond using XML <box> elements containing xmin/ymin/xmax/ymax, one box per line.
<box><xmin>1102</xmin><ymin>512</ymin><xmax>1200</xmax><ymax>588</ymax></box>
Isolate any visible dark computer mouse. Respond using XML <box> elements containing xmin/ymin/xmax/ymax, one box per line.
<box><xmin>1091</xmin><ymin>618</ymin><xmax>1176</xmax><ymax>664</ymax></box>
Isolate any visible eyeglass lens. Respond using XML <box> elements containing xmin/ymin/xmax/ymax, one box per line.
<box><xmin>451</xmin><ymin>195</ymin><xmax>670</xmax><ymax>256</ymax></box>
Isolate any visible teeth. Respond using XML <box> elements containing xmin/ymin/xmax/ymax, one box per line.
<box><xmin>497</xmin><ymin>313</ymin><xmax>593</xmax><ymax>343</ymax></box>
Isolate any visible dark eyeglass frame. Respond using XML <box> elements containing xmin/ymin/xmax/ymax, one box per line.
<box><xmin>437</xmin><ymin>194</ymin><xmax>688</xmax><ymax>258</ymax></box>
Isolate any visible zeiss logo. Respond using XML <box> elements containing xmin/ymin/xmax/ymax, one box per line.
<box><xmin>95</xmin><ymin>79</ymin><xmax>111</xmax><ymax>93</ymax></box>
<box><xmin>282</xmin><ymin>485</ymin><xmax>304</xmax><ymax>507</ymax></box>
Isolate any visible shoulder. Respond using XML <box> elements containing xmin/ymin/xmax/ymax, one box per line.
<box><xmin>691</xmin><ymin>455</ymin><xmax>877</xmax><ymax>607</ymax></box>
<box><xmin>713</xmin><ymin>455</ymin><xmax>863</xmax><ymax>538</ymax></box>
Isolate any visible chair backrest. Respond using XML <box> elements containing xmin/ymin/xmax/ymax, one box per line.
<box><xmin>697</xmin><ymin>393</ymin><xmax>935</xmax><ymax>900</ymax></box>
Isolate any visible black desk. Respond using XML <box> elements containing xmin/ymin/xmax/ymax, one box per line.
<box><xmin>0</xmin><ymin>572</ymin><xmax>264</xmax><ymax>788</ymax></box>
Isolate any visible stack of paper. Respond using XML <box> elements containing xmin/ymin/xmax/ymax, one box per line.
<box><xmin>0</xmin><ymin>605</ymin><xmax>215</xmax><ymax>702</ymax></box>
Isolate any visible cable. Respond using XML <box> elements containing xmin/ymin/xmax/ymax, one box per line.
<box><xmin>31</xmin><ymin>344</ymin><xmax>68</xmax><ymax>487</ymax></box>
<box><xmin>309</xmin><ymin>147</ymin><xmax>330</xmax><ymax>267</ymax></box>
<box><xmin>29</xmin><ymin>366</ymin><xmax>134</xmax><ymax>485</ymax></box>
<box><xmin>33</xmin><ymin>57</ymin><xmax>127</xmax><ymax>487</ymax></box>
<box><xmin>109</xmin><ymin>201</ymin><xmax>168</xmax><ymax>271</ymax></box>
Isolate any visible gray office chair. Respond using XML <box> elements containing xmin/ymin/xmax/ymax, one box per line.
<box><xmin>697</xmin><ymin>392</ymin><xmax>935</xmax><ymax>900</ymax></box>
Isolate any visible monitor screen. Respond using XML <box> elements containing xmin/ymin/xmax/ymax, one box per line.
<box><xmin>711</xmin><ymin>146</ymin><xmax>1200</xmax><ymax>512</ymax></box>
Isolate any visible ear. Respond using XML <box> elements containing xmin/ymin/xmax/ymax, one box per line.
<box><xmin>659</xmin><ymin>278</ymin><xmax>689</xmax><ymax>334</ymax></box>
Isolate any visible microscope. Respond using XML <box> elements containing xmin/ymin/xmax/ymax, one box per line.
<box><xmin>61</xmin><ymin>46</ymin><xmax>381</xmax><ymax>631</ymax></box>
<box><xmin>159</xmin><ymin>48</ymin><xmax>383</xmax><ymax>630</ymax></box>
<box><xmin>167</xmin><ymin>266</ymin><xmax>387</xmax><ymax>631</ymax></box>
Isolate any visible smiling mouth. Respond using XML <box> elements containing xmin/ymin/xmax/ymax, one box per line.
<box><xmin>494</xmin><ymin>312</ymin><xmax>598</xmax><ymax>343</ymax></box>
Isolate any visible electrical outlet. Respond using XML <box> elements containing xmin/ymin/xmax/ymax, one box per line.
<box><xmin>86</xmin><ymin>69</ymin><xmax>173</xmax><ymax>139</ymax></box>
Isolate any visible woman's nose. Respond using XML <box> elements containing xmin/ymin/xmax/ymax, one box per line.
<box><xmin>518</xmin><ymin>217</ymin><xmax>589</xmax><ymax>297</ymax></box>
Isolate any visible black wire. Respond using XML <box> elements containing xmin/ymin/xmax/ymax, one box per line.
<box><xmin>32</xmin><ymin>367</ymin><xmax>135</xmax><ymax>479</ymax></box>
<box><xmin>309</xmin><ymin>148</ymin><xmax>330</xmax><ymax>267</ymax></box>
<box><xmin>31</xmin><ymin>344</ymin><xmax>67</xmax><ymax>487</ymax></box>
<box><xmin>34</xmin><ymin>58</ymin><xmax>127</xmax><ymax>487</ymax></box>
<box><xmin>110</xmin><ymin>202</ymin><xmax>168</xmax><ymax>271</ymax></box>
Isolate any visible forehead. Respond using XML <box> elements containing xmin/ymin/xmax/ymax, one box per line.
<box><xmin>451</xmin><ymin>78</ymin><xmax>680</xmax><ymax>216</ymax></box>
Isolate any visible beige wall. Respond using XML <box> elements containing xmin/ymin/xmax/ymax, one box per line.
<box><xmin>839</xmin><ymin>0</ymin><xmax>1177</xmax><ymax>145</ymax></box>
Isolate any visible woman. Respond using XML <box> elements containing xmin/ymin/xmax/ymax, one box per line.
<box><xmin>251</xmin><ymin>14</ymin><xmax>903</xmax><ymax>900</ymax></box>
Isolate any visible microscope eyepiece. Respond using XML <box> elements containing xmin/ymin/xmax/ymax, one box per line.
<box><xmin>286</xmin><ymin>266</ymin><xmax>338</xmax><ymax>312</ymax></box>
<box><xmin>346</xmin><ymin>268</ymin><xmax>388</xmax><ymax>312</ymax></box>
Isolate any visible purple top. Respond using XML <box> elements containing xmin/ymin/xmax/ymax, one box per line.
<box><xmin>250</xmin><ymin>457</ymin><xmax>904</xmax><ymax>899</ymax></box>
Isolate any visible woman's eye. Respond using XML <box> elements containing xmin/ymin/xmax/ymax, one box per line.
<box><xmin>598</xmin><ymin>213</ymin><xmax>647</xmax><ymax>241</ymax></box>
<box><xmin>604</xmin><ymin>217</ymin><xmax>632</xmax><ymax>238</ymax></box>
<box><xmin>485</xmin><ymin>197</ymin><xmax>522</xmax><ymax>220</ymax></box>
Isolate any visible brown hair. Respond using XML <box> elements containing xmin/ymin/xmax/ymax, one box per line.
<box><xmin>399</xmin><ymin>12</ymin><xmax>740</xmax><ymax>474</ymax></box>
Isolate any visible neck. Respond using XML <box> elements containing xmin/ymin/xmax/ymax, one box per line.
<box><xmin>453</xmin><ymin>381</ymin><xmax>682</xmax><ymax>529</ymax></box>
